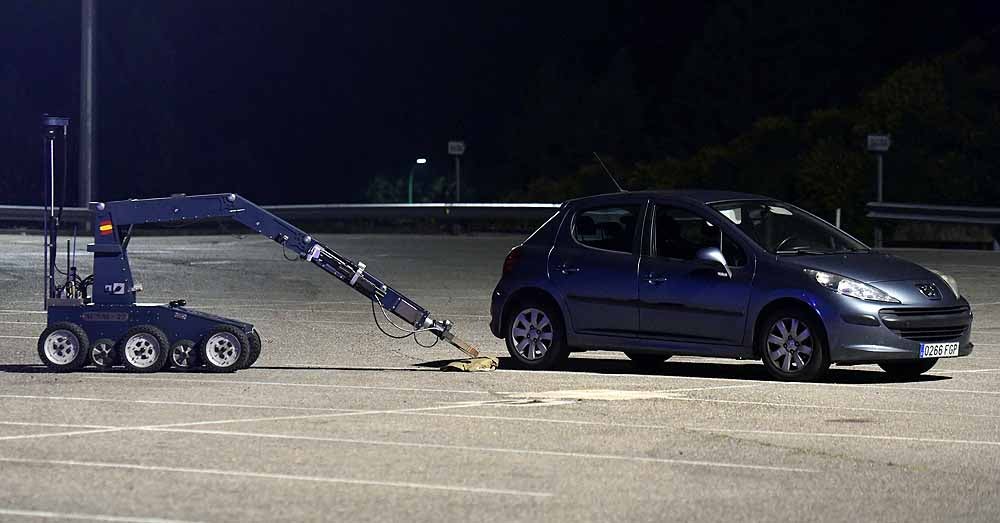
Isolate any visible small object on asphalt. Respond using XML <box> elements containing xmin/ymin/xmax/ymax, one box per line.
<box><xmin>441</xmin><ymin>357</ymin><xmax>499</xmax><ymax>372</ymax></box>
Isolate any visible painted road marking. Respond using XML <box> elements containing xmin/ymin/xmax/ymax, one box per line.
<box><xmin>0</xmin><ymin>421</ymin><xmax>116</xmax><ymax>430</ymax></box>
<box><xmin>688</xmin><ymin>427</ymin><xmax>1000</xmax><ymax>447</ymax></box>
<box><xmin>0</xmin><ymin>401</ymin><xmax>508</xmax><ymax>442</ymax></box>
<box><xmin>0</xmin><ymin>394</ymin><xmax>358</xmax><ymax>413</ymax></box>
<box><xmin>0</xmin><ymin>419</ymin><xmax>816</xmax><ymax>474</ymax></box>
<box><xmin>0</xmin><ymin>508</ymin><xmax>202</xmax><ymax>523</ymax></box>
<box><xmin>494</xmin><ymin>368</ymin><xmax>1000</xmax><ymax>396</ymax></box>
<box><xmin>0</xmin><ymin>457</ymin><xmax>551</xmax><ymax>498</ymax></box>
<box><xmin>82</xmin><ymin>375</ymin><xmax>492</xmax><ymax>395</ymax></box>
<box><xmin>144</xmin><ymin>427</ymin><xmax>817</xmax><ymax>473</ymax></box>
<box><xmin>504</xmin><ymin>383</ymin><xmax>761</xmax><ymax>402</ymax></box>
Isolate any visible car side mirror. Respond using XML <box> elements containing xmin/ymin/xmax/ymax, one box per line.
<box><xmin>695</xmin><ymin>247</ymin><xmax>732</xmax><ymax>278</ymax></box>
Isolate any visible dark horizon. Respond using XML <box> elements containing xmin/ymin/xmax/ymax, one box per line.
<box><xmin>2</xmin><ymin>1</ymin><xmax>998</xmax><ymax>207</ymax></box>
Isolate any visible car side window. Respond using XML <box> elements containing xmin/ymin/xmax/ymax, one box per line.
<box><xmin>654</xmin><ymin>206</ymin><xmax>747</xmax><ymax>267</ymax></box>
<box><xmin>572</xmin><ymin>205</ymin><xmax>640</xmax><ymax>254</ymax></box>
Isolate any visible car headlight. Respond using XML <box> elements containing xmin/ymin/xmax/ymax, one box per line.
<box><xmin>804</xmin><ymin>269</ymin><xmax>900</xmax><ymax>303</ymax></box>
<box><xmin>930</xmin><ymin>269</ymin><xmax>960</xmax><ymax>298</ymax></box>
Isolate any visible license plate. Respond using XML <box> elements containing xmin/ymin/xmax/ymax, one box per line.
<box><xmin>920</xmin><ymin>342</ymin><xmax>960</xmax><ymax>359</ymax></box>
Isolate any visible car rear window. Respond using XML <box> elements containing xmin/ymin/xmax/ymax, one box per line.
<box><xmin>572</xmin><ymin>206</ymin><xmax>639</xmax><ymax>254</ymax></box>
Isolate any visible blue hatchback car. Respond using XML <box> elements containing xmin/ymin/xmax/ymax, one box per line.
<box><xmin>490</xmin><ymin>191</ymin><xmax>973</xmax><ymax>381</ymax></box>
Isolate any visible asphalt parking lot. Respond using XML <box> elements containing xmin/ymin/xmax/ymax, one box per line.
<box><xmin>1</xmin><ymin>233</ymin><xmax>999</xmax><ymax>522</ymax></box>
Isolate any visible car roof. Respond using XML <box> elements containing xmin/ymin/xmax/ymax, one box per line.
<box><xmin>565</xmin><ymin>189</ymin><xmax>771</xmax><ymax>207</ymax></box>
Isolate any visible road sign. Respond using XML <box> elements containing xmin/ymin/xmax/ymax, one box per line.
<box><xmin>448</xmin><ymin>141</ymin><xmax>465</xmax><ymax>156</ymax></box>
<box><xmin>866</xmin><ymin>134</ymin><xmax>891</xmax><ymax>152</ymax></box>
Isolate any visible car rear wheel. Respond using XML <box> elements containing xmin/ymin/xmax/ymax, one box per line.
<box><xmin>758</xmin><ymin>308</ymin><xmax>829</xmax><ymax>381</ymax></box>
<box><xmin>505</xmin><ymin>301</ymin><xmax>567</xmax><ymax>370</ymax></box>
<box><xmin>878</xmin><ymin>359</ymin><xmax>938</xmax><ymax>379</ymax></box>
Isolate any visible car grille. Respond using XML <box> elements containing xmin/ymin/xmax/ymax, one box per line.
<box><xmin>879</xmin><ymin>305</ymin><xmax>971</xmax><ymax>342</ymax></box>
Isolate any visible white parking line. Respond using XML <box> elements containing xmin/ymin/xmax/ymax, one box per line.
<box><xmin>0</xmin><ymin>508</ymin><xmax>201</xmax><ymax>523</ymax></box>
<box><xmin>82</xmin><ymin>375</ymin><xmax>492</xmax><ymax>395</ymax></box>
<box><xmin>656</xmin><ymin>383</ymin><xmax>763</xmax><ymax>394</ymax></box>
<box><xmin>496</xmin><ymin>368</ymin><xmax>1000</xmax><ymax>395</ymax></box>
<box><xmin>0</xmin><ymin>427</ymin><xmax>126</xmax><ymax>442</ymax></box>
<box><xmin>143</xmin><ymin>426</ymin><xmax>817</xmax><ymax>473</ymax></box>
<box><xmin>0</xmin><ymin>417</ymin><xmax>815</xmax><ymax>474</ymax></box>
<box><xmin>279</xmin><ymin>363</ymin><xmax>439</xmax><ymax>372</ymax></box>
<box><xmin>0</xmin><ymin>394</ymin><xmax>358</xmax><ymax>413</ymax></box>
<box><xmin>688</xmin><ymin>427</ymin><xmax>1000</xmax><ymax>447</ymax></box>
<box><xmin>0</xmin><ymin>401</ymin><xmax>503</xmax><ymax>442</ymax></box>
<box><xmin>0</xmin><ymin>457</ymin><xmax>551</xmax><ymax>498</ymax></box>
<box><xmin>144</xmin><ymin>400</ymin><xmax>509</xmax><ymax>429</ymax></box>
<box><xmin>0</xmin><ymin>321</ymin><xmax>45</xmax><ymax>325</ymax></box>
<box><xmin>0</xmin><ymin>421</ymin><xmax>116</xmax><ymax>430</ymax></box>
<box><xmin>0</xmin><ymin>335</ymin><xmax>36</xmax><ymax>340</ymax></box>
<box><xmin>941</xmin><ymin>368</ymin><xmax>1000</xmax><ymax>373</ymax></box>
<box><xmin>661</xmin><ymin>396</ymin><xmax>1000</xmax><ymax>419</ymax></box>
<box><xmin>0</xmin><ymin>310</ymin><xmax>45</xmax><ymax>315</ymax></box>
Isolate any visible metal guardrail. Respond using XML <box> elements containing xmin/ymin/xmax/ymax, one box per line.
<box><xmin>0</xmin><ymin>202</ymin><xmax>562</xmax><ymax>227</ymax></box>
<box><xmin>0</xmin><ymin>205</ymin><xmax>90</xmax><ymax>225</ymax></box>
<box><xmin>867</xmin><ymin>202</ymin><xmax>1000</xmax><ymax>225</ymax></box>
<box><xmin>866</xmin><ymin>201</ymin><xmax>1000</xmax><ymax>249</ymax></box>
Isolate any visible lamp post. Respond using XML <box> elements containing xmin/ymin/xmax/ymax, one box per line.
<box><xmin>407</xmin><ymin>158</ymin><xmax>427</xmax><ymax>204</ymax></box>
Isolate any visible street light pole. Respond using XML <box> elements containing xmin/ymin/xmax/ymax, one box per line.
<box><xmin>79</xmin><ymin>0</ymin><xmax>97</xmax><ymax>206</ymax></box>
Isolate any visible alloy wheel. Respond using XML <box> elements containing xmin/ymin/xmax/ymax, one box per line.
<box><xmin>766</xmin><ymin>317</ymin><xmax>814</xmax><ymax>373</ymax></box>
<box><xmin>510</xmin><ymin>308</ymin><xmax>553</xmax><ymax>361</ymax></box>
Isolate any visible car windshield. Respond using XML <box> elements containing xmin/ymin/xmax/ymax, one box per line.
<box><xmin>709</xmin><ymin>200</ymin><xmax>869</xmax><ymax>255</ymax></box>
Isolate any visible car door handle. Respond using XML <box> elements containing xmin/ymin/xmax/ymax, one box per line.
<box><xmin>646</xmin><ymin>273</ymin><xmax>668</xmax><ymax>284</ymax></box>
<box><xmin>556</xmin><ymin>264</ymin><xmax>581</xmax><ymax>275</ymax></box>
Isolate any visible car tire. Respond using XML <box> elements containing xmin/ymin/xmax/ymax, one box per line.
<box><xmin>758</xmin><ymin>308</ymin><xmax>829</xmax><ymax>382</ymax></box>
<box><xmin>504</xmin><ymin>300</ymin><xmax>567</xmax><ymax>370</ymax></box>
<box><xmin>625</xmin><ymin>352</ymin><xmax>671</xmax><ymax>369</ymax></box>
<box><xmin>877</xmin><ymin>359</ymin><xmax>938</xmax><ymax>379</ymax></box>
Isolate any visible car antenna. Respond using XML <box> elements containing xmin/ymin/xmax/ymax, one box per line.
<box><xmin>593</xmin><ymin>152</ymin><xmax>626</xmax><ymax>192</ymax></box>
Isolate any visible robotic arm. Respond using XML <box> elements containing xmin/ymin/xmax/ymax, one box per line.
<box><xmin>85</xmin><ymin>193</ymin><xmax>478</xmax><ymax>356</ymax></box>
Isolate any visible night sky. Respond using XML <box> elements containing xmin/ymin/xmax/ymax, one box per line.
<box><xmin>1</xmin><ymin>1</ymin><xmax>996</xmax><ymax>205</ymax></box>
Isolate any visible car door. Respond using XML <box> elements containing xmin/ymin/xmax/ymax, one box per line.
<box><xmin>637</xmin><ymin>201</ymin><xmax>754</xmax><ymax>345</ymax></box>
<box><xmin>548</xmin><ymin>201</ymin><xmax>644</xmax><ymax>337</ymax></box>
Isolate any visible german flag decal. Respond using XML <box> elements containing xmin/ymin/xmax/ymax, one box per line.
<box><xmin>98</xmin><ymin>220</ymin><xmax>114</xmax><ymax>236</ymax></box>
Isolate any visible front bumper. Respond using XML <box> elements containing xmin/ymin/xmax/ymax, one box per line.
<box><xmin>827</xmin><ymin>299</ymin><xmax>974</xmax><ymax>363</ymax></box>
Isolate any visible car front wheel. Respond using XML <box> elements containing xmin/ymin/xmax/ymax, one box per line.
<box><xmin>505</xmin><ymin>301</ymin><xmax>567</xmax><ymax>370</ymax></box>
<box><xmin>758</xmin><ymin>309</ymin><xmax>829</xmax><ymax>381</ymax></box>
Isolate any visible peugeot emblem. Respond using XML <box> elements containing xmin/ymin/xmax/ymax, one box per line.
<box><xmin>916</xmin><ymin>283</ymin><xmax>941</xmax><ymax>300</ymax></box>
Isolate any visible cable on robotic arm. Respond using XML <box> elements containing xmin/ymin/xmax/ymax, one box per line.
<box><xmin>369</xmin><ymin>294</ymin><xmax>439</xmax><ymax>348</ymax></box>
